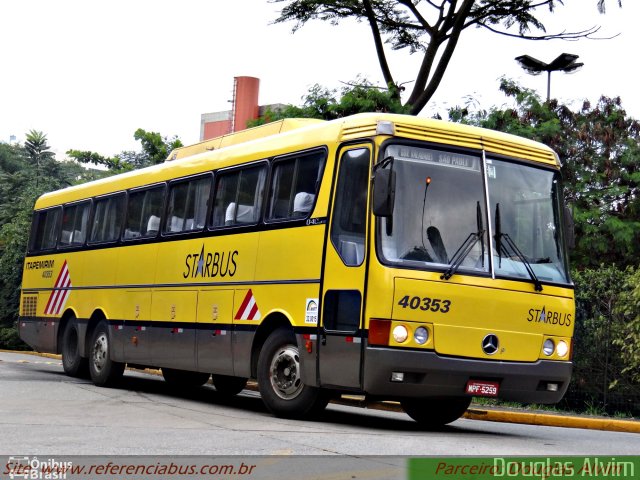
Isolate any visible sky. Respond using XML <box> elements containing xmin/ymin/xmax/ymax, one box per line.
<box><xmin>1</xmin><ymin>0</ymin><xmax>638</xmax><ymax>159</ymax></box>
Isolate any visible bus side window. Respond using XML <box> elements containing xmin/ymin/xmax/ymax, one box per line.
<box><xmin>267</xmin><ymin>150</ymin><xmax>325</xmax><ymax>221</ymax></box>
<box><xmin>164</xmin><ymin>175</ymin><xmax>211</xmax><ymax>234</ymax></box>
<box><xmin>211</xmin><ymin>165</ymin><xmax>266</xmax><ymax>228</ymax></box>
<box><xmin>59</xmin><ymin>201</ymin><xmax>90</xmax><ymax>248</ymax></box>
<box><xmin>330</xmin><ymin>148</ymin><xmax>370</xmax><ymax>266</ymax></box>
<box><xmin>89</xmin><ymin>193</ymin><xmax>125</xmax><ymax>243</ymax></box>
<box><xmin>123</xmin><ymin>185</ymin><xmax>165</xmax><ymax>240</ymax></box>
<box><xmin>30</xmin><ymin>207</ymin><xmax>62</xmax><ymax>252</ymax></box>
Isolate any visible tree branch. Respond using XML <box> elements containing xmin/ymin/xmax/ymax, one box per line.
<box><xmin>363</xmin><ymin>0</ymin><xmax>395</xmax><ymax>88</ymax></box>
<box><xmin>476</xmin><ymin>23</ymin><xmax>617</xmax><ymax>40</ymax></box>
<box><xmin>410</xmin><ymin>0</ymin><xmax>475</xmax><ymax>113</ymax></box>
<box><xmin>396</xmin><ymin>0</ymin><xmax>433</xmax><ymax>33</ymax></box>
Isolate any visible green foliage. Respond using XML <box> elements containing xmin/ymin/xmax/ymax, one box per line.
<box><xmin>67</xmin><ymin>128</ymin><xmax>183</xmax><ymax>172</ymax></box>
<box><xmin>450</xmin><ymin>79</ymin><xmax>640</xmax><ymax>269</ymax></box>
<box><xmin>1</xmin><ymin>129</ymin><xmax>182</xmax><ymax>349</ymax></box>
<box><xmin>615</xmin><ymin>269</ymin><xmax>640</xmax><ymax>383</ymax></box>
<box><xmin>0</xmin><ymin>326</ymin><xmax>28</xmax><ymax>350</ymax></box>
<box><xmin>0</xmin><ymin>137</ymin><xmax>106</xmax><ymax>349</ymax></box>
<box><xmin>565</xmin><ymin>266</ymin><xmax>639</xmax><ymax>415</ymax></box>
<box><xmin>24</xmin><ymin>130</ymin><xmax>54</xmax><ymax>169</ymax></box>
<box><xmin>248</xmin><ymin>79</ymin><xmax>409</xmax><ymax>127</ymax></box>
<box><xmin>66</xmin><ymin>149</ymin><xmax>132</xmax><ymax>172</ymax></box>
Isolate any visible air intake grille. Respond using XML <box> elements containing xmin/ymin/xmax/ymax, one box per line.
<box><xmin>21</xmin><ymin>295</ymin><xmax>38</xmax><ymax>317</ymax></box>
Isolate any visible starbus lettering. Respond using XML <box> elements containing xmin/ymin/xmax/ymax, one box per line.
<box><xmin>183</xmin><ymin>244</ymin><xmax>238</xmax><ymax>279</ymax></box>
<box><xmin>527</xmin><ymin>306</ymin><xmax>572</xmax><ymax>326</ymax></box>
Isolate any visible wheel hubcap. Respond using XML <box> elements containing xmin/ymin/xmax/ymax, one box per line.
<box><xmin>92</xmin><ymin>333</ymin><xmax>109</xmax><ymax>373</ymax></box>
<box><xmin>269</xmin><ymin>345</ymin><xmax>302</xmax><ymax>400</ymax></box>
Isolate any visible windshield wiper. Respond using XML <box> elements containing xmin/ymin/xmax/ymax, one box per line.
<box><xmin>494</xmin><ymin>203</ymin><xmax>543</xmax><ymax>292</ymax></box>
<box><xmin>440</xmin><ymin>231</ymin><xmax>484</xmax><ymax>280</ymax></box>
<box><xmin>441</xmin><ymin>202</ymin><xmax>485</xmax><ymax>281</ymax></box>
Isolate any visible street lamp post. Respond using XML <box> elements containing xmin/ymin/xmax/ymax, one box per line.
<box><xmin>515</xmin><ymin>53</ymin><xmax>583</xmax><ymax>102</ymax></box>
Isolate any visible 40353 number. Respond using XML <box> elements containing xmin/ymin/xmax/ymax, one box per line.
<box><xmin>397</xmin><ymin>295</ymin><xmax>451</xmax><ymax>313</ymax></box>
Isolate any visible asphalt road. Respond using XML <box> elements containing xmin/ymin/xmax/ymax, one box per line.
<box><xmin>1</xmin><ymin>351</ymin><xmax>638</xmax><ymax>456</ymax></box>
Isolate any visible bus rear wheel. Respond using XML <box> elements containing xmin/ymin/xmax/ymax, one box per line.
<box><xmin>61</xmin><ymin>317</ymin><xmax>88</xmax><ymax>378</ymax></box>
<box><xmin>212</xmin><ymin>374</ymin><xmax>247</xmax><ymax>396</ymax></box>
<box><xmin>162</xmin><ymin>368</ymin><xmax>210</xmax><ymax>389</ymax></box>
<box><xmin>401</xmin><ymin>396</ymin><xmax>471</xmax><ymax>428</ymax></box>
<box><xmin>257</xmin><ymin>328</ymin><xmax>328</xmax><ymax>418</ymax></box>
<box><xmin>88</xmin><ymin>321</ymin><xmax>124</xmax><ymax>387</ymax></box>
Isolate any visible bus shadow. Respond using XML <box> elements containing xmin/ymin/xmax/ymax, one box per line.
<box><xmin>47</xmin><ymin>367</ymin><xmax>517</xmax><ymax>437</ymax></box>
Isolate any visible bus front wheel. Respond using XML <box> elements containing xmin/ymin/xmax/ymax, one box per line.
<box><xmin>61</xmin><ymin>317</ymin><xmax>88</xmax><ymax>378</ymax></box>
<box><xmin>401</xmin><ymin>396</ymin><xmax>471</xmax><ymax>428</ymax></box>
<box><xmin>88</xmin><ymin>321</ymin><xmax>125</xmax><ymax>387</ymax></box>
<box><xmin>257</xmin><ymin>328</ymin><xmax>328</xmax><ymax>418</ymax></box>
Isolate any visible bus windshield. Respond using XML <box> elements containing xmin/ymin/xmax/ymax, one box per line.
<box><xmin>378</xmin><ymin>144</ymin><xmax>570</xmax><ymax>286</ymax></box>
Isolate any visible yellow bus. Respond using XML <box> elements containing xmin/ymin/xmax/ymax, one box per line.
<box><xmin>19</xmin><ymin>113</ymin><xmax>575</xmax><ymax>426</ymax></box>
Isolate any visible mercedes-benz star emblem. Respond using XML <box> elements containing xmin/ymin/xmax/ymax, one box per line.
<box><xmin>482</xmin><ymin>334</ymin><xmax>499</xmax><ymax>355</ymax></box>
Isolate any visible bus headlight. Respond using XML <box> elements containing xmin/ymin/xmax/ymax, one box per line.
<box><xmin>392</xmin><ymin>325</ymin><xmax>408</xmax><ymax>343</ymax></box>
<box><xmin>543</xmin><ymin>339</ymin><xmax>555</xmax><ymax>356</ymax></box>
<box><xmin>414</xmin><ymin>327</ymin><xmax>429</xmax><ymax>345</ymax></box>
<box><xmin>556</xmin><ymin>340</ymin><xmax>569</xmax><ymax>357</ymax></box>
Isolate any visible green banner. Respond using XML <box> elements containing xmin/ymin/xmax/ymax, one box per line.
<box><xmin>409</xmin><ymin>456</ymin><xmax>639</xmax><ymax>480</ymax></box>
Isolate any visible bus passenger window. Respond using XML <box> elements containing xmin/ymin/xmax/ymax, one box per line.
<box><xmin>267</xmin><ymin>150</ymin><xmax>325</xmax><ymax>221</ymax></box>
<box><xmin>211</xmin><ymin>165</ymin><xmax>266</xmax><ymax>228</ymax></box>
<box><xmin>164</xmin><ymin>176</ymin><xmax>211</xmax><ymax>233</ymax></box>
<box><xmin>330</xmin><ymin>148</ymin><xmax>370</xmax><ymax>266</ymax></box>
<box><xmin>89</xmin><ymin>193</ymin><xmax>125</xmax><ymax>243</ymax></box>
<box><xmin>123</xmin><ymin>185</ymin><xmax>165</xmax><ymax>240</ymax></box>
<box><xmin>59</xmin><ymin>202</ymin><xmax>90</xmax><ymax>247</ymax></box>
<box><xmin>30</xmin><ymin>207</ymin><xmax>61</xmax><ymax>252</ymax></box>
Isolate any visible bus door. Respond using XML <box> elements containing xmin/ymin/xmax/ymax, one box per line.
<box><xmin>319</xmin><ymin>146</ymin><xmax>371</xmax><ymax>389</ymax></box>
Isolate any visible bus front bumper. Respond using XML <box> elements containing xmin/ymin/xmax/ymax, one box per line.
<box><xmin>364</xmin><ymin>347</ymin><xmax>572</xmax><ymax>404</ymax></box>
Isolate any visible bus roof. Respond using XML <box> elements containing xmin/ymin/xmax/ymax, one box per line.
<box><xmin>166</xmin><ymin>118</ymin><xmax>325</xmax><ymax>161</ymax></box>
<box><xmin>35</xmin><ymin>113</ymin><xmax>558</xmax><ymax>210</ymax></box>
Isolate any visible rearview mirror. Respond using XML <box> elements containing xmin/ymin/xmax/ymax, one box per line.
<box><xmin>373</xmin><ymin>168</ymin><xmax>396</xmax><ymax>217</ymax></box>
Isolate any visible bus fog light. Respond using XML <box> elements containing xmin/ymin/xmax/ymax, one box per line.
<box><xmin>556</xmin><ymin>340</ymin><xmax>569</xmax><ymax>357</ymax></box>
<box><xmin>543</xmin><ymin>339</ymin><xmax>555</xmax><ymax>356</ymax></box>
<box><xmin>546</xmin><ymin>383</ymin><xmax>559</xmax><ymax>392</ymax></box>
<box><xmin>392</xmin><ymin>325</ymin><xmax>408</xmax><ymax>343</ymax></box>
<box><xmin>391</xmin><ymin>372</ymin><xmax>404</xmax><ymax>382</ymax></box>
<box><xmin>414</xmin><ymin>327</ymin><xmax>429</xmax><ymax>345</ymax></box>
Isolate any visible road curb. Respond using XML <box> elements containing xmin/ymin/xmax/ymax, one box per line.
<box><xmin>3</xmin><ymin>350</ymin><xmax>638</xmax><ymax>433</ymax></box>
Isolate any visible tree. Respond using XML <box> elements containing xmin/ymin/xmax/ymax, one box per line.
<box><xmin>449</xmin><ymin>78</ymin><xmax>640</xmax><ymax>269</ymax></box>
<box><xmin>272</xmin><ymin>0</ymin><xmax>621</xmax><ymax>114</ymax></box>
<box><xmin>249</xmin><ymin>78</ymin><xmax>409</xmax><ymax>126</ymax></box>
<box><xmin>24</xmin><ymin>129</ymin><xmax>54</xmax><ymax>187</ymax></box>
<box><xmin>615</xmin><ymin>268</ymin><xmax>640</xmax><ymax>385</ymax></box>
<box><xmin>67</xmin><ymin>128</ymin><xmax>183</xmax><ymax>172</ymax></box>
<box><xmin>0</xmin><ymin>138</ymin><xmax>105</xmax><ymax>349</ymax></box>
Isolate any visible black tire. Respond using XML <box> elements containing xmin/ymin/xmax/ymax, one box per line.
<box><xmin>88</xmin><ymin>321</ymin><xmax>125</xmax><ymax>387</ymax></box>
<box><xmin>211</xmin><ymin>374</ymin><xmax>247</xmax><ymax>396</ymax></box>
<box><xmin>61</xmin><ymin>317</ymin><xmax>89</xmax><ymax>378</ymax></box>
<box><xmin>162</xmin><ymin>368</ymin><xmax>210</xmax><ymax>389</ymax></box>
<box><xmin>257</xmin><ymin>327</ymin><xmax>328</xmax><ymax>418</ymax></box>
<box><xmin>401</xmin><ymin>396</ymin><xmax>471</xmax><ymax>428</ymax></box>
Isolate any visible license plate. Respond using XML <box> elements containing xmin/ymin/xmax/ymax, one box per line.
<box><xmin>465</xmin><ymin>380</ymin><xmax>499</xmax><ymax>397</ymax></box>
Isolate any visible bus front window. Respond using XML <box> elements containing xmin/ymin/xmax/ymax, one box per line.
<box><xmin>379</xmin><ymin>144</ymin><xmax>489</xmax><ymax>276</ymax></box>
<box><xmin>487</xmin><ymin>159</ymin><xmax>570</xmax><ymax>285</ymax></box>
<box><xmin>377</xmin><ymin>144</ymin><xmax>570</xmax><ymax>287</ymax></box>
